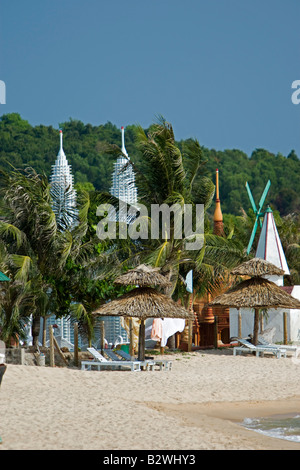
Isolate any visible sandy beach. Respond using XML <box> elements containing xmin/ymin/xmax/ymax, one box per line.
<box><xmin>0</xmin><ymin>349</ymin><xmax>300</xmax><ymax>451</ymax></box>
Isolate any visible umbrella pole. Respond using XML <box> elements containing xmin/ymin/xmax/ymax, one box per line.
<box><xmin>283</xmin><ymin>312</ymin><xmax>288</xmax><ymax>344</ymax></box>
<box><xmin>138</xmin><ymin>319</ymin><xmax>145</xmax><ymax>362</ymax></box>
<box><xmin>129</xmin><ymin>319</ymin><xmax>134</xmax><ymax>360</ymax></box>
<box><xmin>253</xmin><ymin>308</ymin><xmax>260</xmax><ymax>345</ymax></box>
<box><xmin>238</xmin><ymin>309</ymin><xmax>242</xmax><ymax>338</ymax></box>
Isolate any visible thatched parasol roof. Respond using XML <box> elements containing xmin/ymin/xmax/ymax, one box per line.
<box><xmin>209</xmin><ymin>277</ymin><xmax>300</xmax><ymax>310</ymax></box>
<box><xmin>93</xmin><ymin>287</ymin><xmax>190</xmax><ymax>320</ymax></box>
<box><xmin>230</xmin><ymin>258</ymin><xmax>284</xmax><ymax>277</ymax></box>
<box><xmin>114</xmin><ymin>264</ymin><xmax>171</xmax><ymax>288</ymax></box>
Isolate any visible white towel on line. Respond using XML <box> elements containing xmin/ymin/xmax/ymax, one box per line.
<box><xmin>160</xmin><ymin>318</ymin><xmax>185</xmax><ymax>347</ymax></box>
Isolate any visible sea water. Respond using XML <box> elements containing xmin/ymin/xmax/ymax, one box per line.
<box><xmin>242</xmin><ymin>413</ymin><xmax>300</xmax><ymax>443</ymax></box>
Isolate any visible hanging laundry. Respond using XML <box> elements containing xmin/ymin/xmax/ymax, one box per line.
<box><xmin>161</xmin><ymin>318</ymin><xmax>185</xmax><ymax>347</ymax></box>
<box><xmin>151</xmin><ymin>318</ymin><xmax>163</xmax><ymax>342</ymax></box>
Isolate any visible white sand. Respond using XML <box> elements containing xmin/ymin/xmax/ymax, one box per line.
<box><xmin>1</xmin><ymin>349</ymin><xmax>300</xmax><ymax>450</ymax></box>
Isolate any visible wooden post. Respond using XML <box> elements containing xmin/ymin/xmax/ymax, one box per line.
<box><xmin>188</xmin><ymin>318</ymin><xmax>192</xmax><ymax>352</ymax></box>
<box><xmin>260</xmin><ymin>311</ymin><xmax>264</xmax><ymax>333</ymax></box>
<box><xmin>283</xmin><ymin>312</ymin><xmax>288</xmax><ymax>344</ymax></box>
<box><xmin>49</xmin><ymin>325</ymin><xmax>55</xmax><ymax>367</ymax></box>
<box><xmin>74</xmin><ymin>323</ymin><xmax>79</xmax><ymax>367</ymax></box>
<box><xmin>53</xmin><ymin>336</ymin><xmax>68</xmax><ymax>366</ymax></box>
<box><xmin>42</xmin><ymin>317</ymin><xmax>47</xmax><ymax>347</ymax></box>
<box><xmin>20</xmin><ymin>348</ymin><xmax>25</xmax><ymax>365</ymax></box>
<box><xmin>138</xmin><ymin>319</ymin><xmax>145</xmax><ymax>362</ymax></box>
<box><xmin>187</xmin><ymin>293</ymin><xmax>193</xmax><ymax>353</ymax></box>
<box><xmin>129</xmin><ymin>319</ymin><xmax>134</xmax><ymax>359</ymax></box>
<box><xmin>238</xmin><ymin>309</ymin><xmax>242</xmax><ymax>338</ymax></box>
<box><xmin>214</xmin><ymin>315</ymin><xmax>218</xmax><ymax>349</ymax></box>
<box><xmin>253</xmin><ymin>308</ymin><xmax>260</xmax><ymax>345</ymax></box>
<box><xmin>100</xmin><ymin>320</ymin><xmax>105</xmax><ymax>355</ymax></box>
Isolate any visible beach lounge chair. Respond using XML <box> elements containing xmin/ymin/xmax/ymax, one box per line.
<box><xmin>113</xmin><ymin>349</ymin><xmax>156</xmax><ymax>371</ymax></box>
<box><xmin>104</xmin><ymin>349</ymin><xmax>122</xmax><ymax>361</ymax></box>
<box><xmin>258</xmin><ymin>336</ymin><xmax>300</xmax><ymax>358</ymax></box>
<box><xmin>116</xmin><ymin>349</ymin><xmax>172</xmax><ymax>371</ymax></box>
<box><xmin>81</xmin><ymin>347</ymin><xmax>141</xmax><ymax>372</ymax></box>
<box><xmin>233</xmin><ymin>338</ymin><xmax>286</xmax><ymax>359</ymax></box>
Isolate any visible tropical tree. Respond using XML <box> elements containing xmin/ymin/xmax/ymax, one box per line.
<box><xmin>275</xmin><ymin>212</ymin><xmax>300</xmax><ymax>286</ymax></box>
<box><xmin>98</xmin><ymin>117</ymin><xmax>245</xmax><ymax>304</ymax></box>
<box><xmin>0</xmin><ymin>168</ymin><xmax>69</xmax><ymax>346</ymax></box>
<box><xmin>0</xmin><ymin>168</ymin><xmax>115</xmax><ymax>347</ymax></box>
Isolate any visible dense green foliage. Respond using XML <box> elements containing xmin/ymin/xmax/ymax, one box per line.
<box><xmin>0</xmin><ymin>168</ymin><xmax>130</xmax><ymax>346</ymax></box>
<box><xmin>0</xmin><ymin>113</ymin><xmax>299</xmax><ymax>217</ymax></box>
<box><xmin>0</xmin><ymin>114</ymin><xmax>299</xmax><ymax>346</ymax></box>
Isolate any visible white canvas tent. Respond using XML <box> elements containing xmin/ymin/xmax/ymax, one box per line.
<box><xmin>230</xmin><ymin>208</ymin><xmax>300</xmax><ymax>343</ymax></box>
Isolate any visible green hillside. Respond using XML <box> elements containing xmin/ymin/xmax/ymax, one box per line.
<box><xmin>0</xmin><ymin>112</ymin><xmax>299</xmax><ymax>217</ymax></box>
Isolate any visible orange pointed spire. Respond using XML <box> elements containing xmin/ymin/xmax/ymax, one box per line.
<box><xmin>213</xmin><ymin>169</ymin><xmax>224</xmax><ymax>236</ymax></box>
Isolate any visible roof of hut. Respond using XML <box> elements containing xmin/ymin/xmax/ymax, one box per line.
<box><xmin>208</xmin><ymin>277</ymin><xmax>300</xmax><ymax>310</ymax></box>
<box><xmin>93</xmin><ymin>286</ymin><xmax>190</xmax><ymax>320</ymax></box>
<box><xmin>230</xmin><ymin>258</ymin><xmax>285</xmax><ymax>278</ymax></box>
<box><xmin>114</xmin><ymin>264</ymin><xmax>171</xmax><ymax>288</ymax></box>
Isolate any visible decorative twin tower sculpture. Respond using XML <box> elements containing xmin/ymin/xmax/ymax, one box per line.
<box><xmin>50</xmin><ymin>130</ymin><xmax>77</xmax><ymax>230</ymax></box>
<box><xmin>50</xmin><ymin>126</ymin><xmax>138</xmax><ymax>229</ymax></box>
<box><xmin>110</xmin><ymin>126</ymin><xmax>138</xmax><ymax>223</ymax></box>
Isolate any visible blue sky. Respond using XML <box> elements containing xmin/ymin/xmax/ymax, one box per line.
<box><xmin>1</xmin><ymin>0</ymin><xmax>299</xmax><ymax>156</ymax></box>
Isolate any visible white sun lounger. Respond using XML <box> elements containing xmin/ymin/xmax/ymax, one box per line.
<box><xmin>258</xmin><ymin>336</ymin><xmax>300</xmax><ymax>358</ymax></box>
<box><xmin>81</xmin><ymin>347</ymin><xmax>141</xmax><ymax>371</ymax></box>
<box><xmin>116</xmin><ymin>349</ymin><xmax>172</xmax><ymax>371</ymax></box>
<box><xmin>114</xmin><ymin>349</ymin><xmax>156</xmax><ymax>371</ymax></box>
<box><xmin>233</xmin><ymin>339</ymin><xmax>286</xmax><ymax>359</ymax></box>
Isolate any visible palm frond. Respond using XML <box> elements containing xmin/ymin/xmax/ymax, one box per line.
<box><xmin>10</xmin><ymin>255</ymin><xmax>32</xmax><ymax>282</ymax></box>
<box><xmin>0</xmin><ymin>221</ymin><xmax>24</xmax><ymax>248</ymax></box>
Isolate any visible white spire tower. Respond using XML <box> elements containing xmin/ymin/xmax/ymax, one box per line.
<box><xmin>121</xmin><ymin>125</ymin><xmax>128</xmax><ymax>157</ymax></box>
<box><xmin>110</xmin><ymin>126</ymin><xmax>138</xmax><ymax>222</ymax></box>
<box><xmin>107</xmin><ymin>126</ymin><xmax>138</xmax><ymax>345</ymax></box>
<box><xmin>255</xmin><ymin>206</ymin><xmax>290</xmax><ymax>285</ymax></box>
<box><xmin>50</xmin><ymin>130</ymin><xmax>77</xmax><ymax>230</ymax></box>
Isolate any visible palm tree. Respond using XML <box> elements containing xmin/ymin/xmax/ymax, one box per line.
<box><xmin>0</xmin><ymin>168</ymin><xmax>106</xmax><ymax>347</ymax></box>
<box><xmin>276</xmin><ymin>212</ymin><xmax>300</xmax><ymax>285</ymax></box>
<box><xmin>98</xmin><ymin>117</ymin><xmax>245</xmax><ymax>306</ymax></box>
<box><xmin>0</xmin><ymin>168</ymin><xmax>66</xmax><ymax>346</ymax></box>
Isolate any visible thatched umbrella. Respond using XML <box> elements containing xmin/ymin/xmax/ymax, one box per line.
<box><xmin>209</xmin><ymin>259</ymin><xmax>300</xmax><ymax>345</ymax></box>
<box><xmin>230</xmin><ymin>257</ymin><xmax>285</xmax><ymax>278</ymax></box>
<box><xmin>114</xmin><ymin>264</ymin><xmax>172</xmax><ymax>289</ymax></box>
<box><xmin>93</xmin><ymin>286</ymin><xmax>190</xmax><ymax>361</ymax></box>
<box><xmin>95</xmin><ymin>264</ymin><xmax>174</xmax><ymax>360</ymax></box>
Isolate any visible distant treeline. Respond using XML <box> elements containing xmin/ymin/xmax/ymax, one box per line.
<box><xmin>0</xmin><ymin>113</ymin><xmax>299</xmax><ymax>216</ymax></box>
